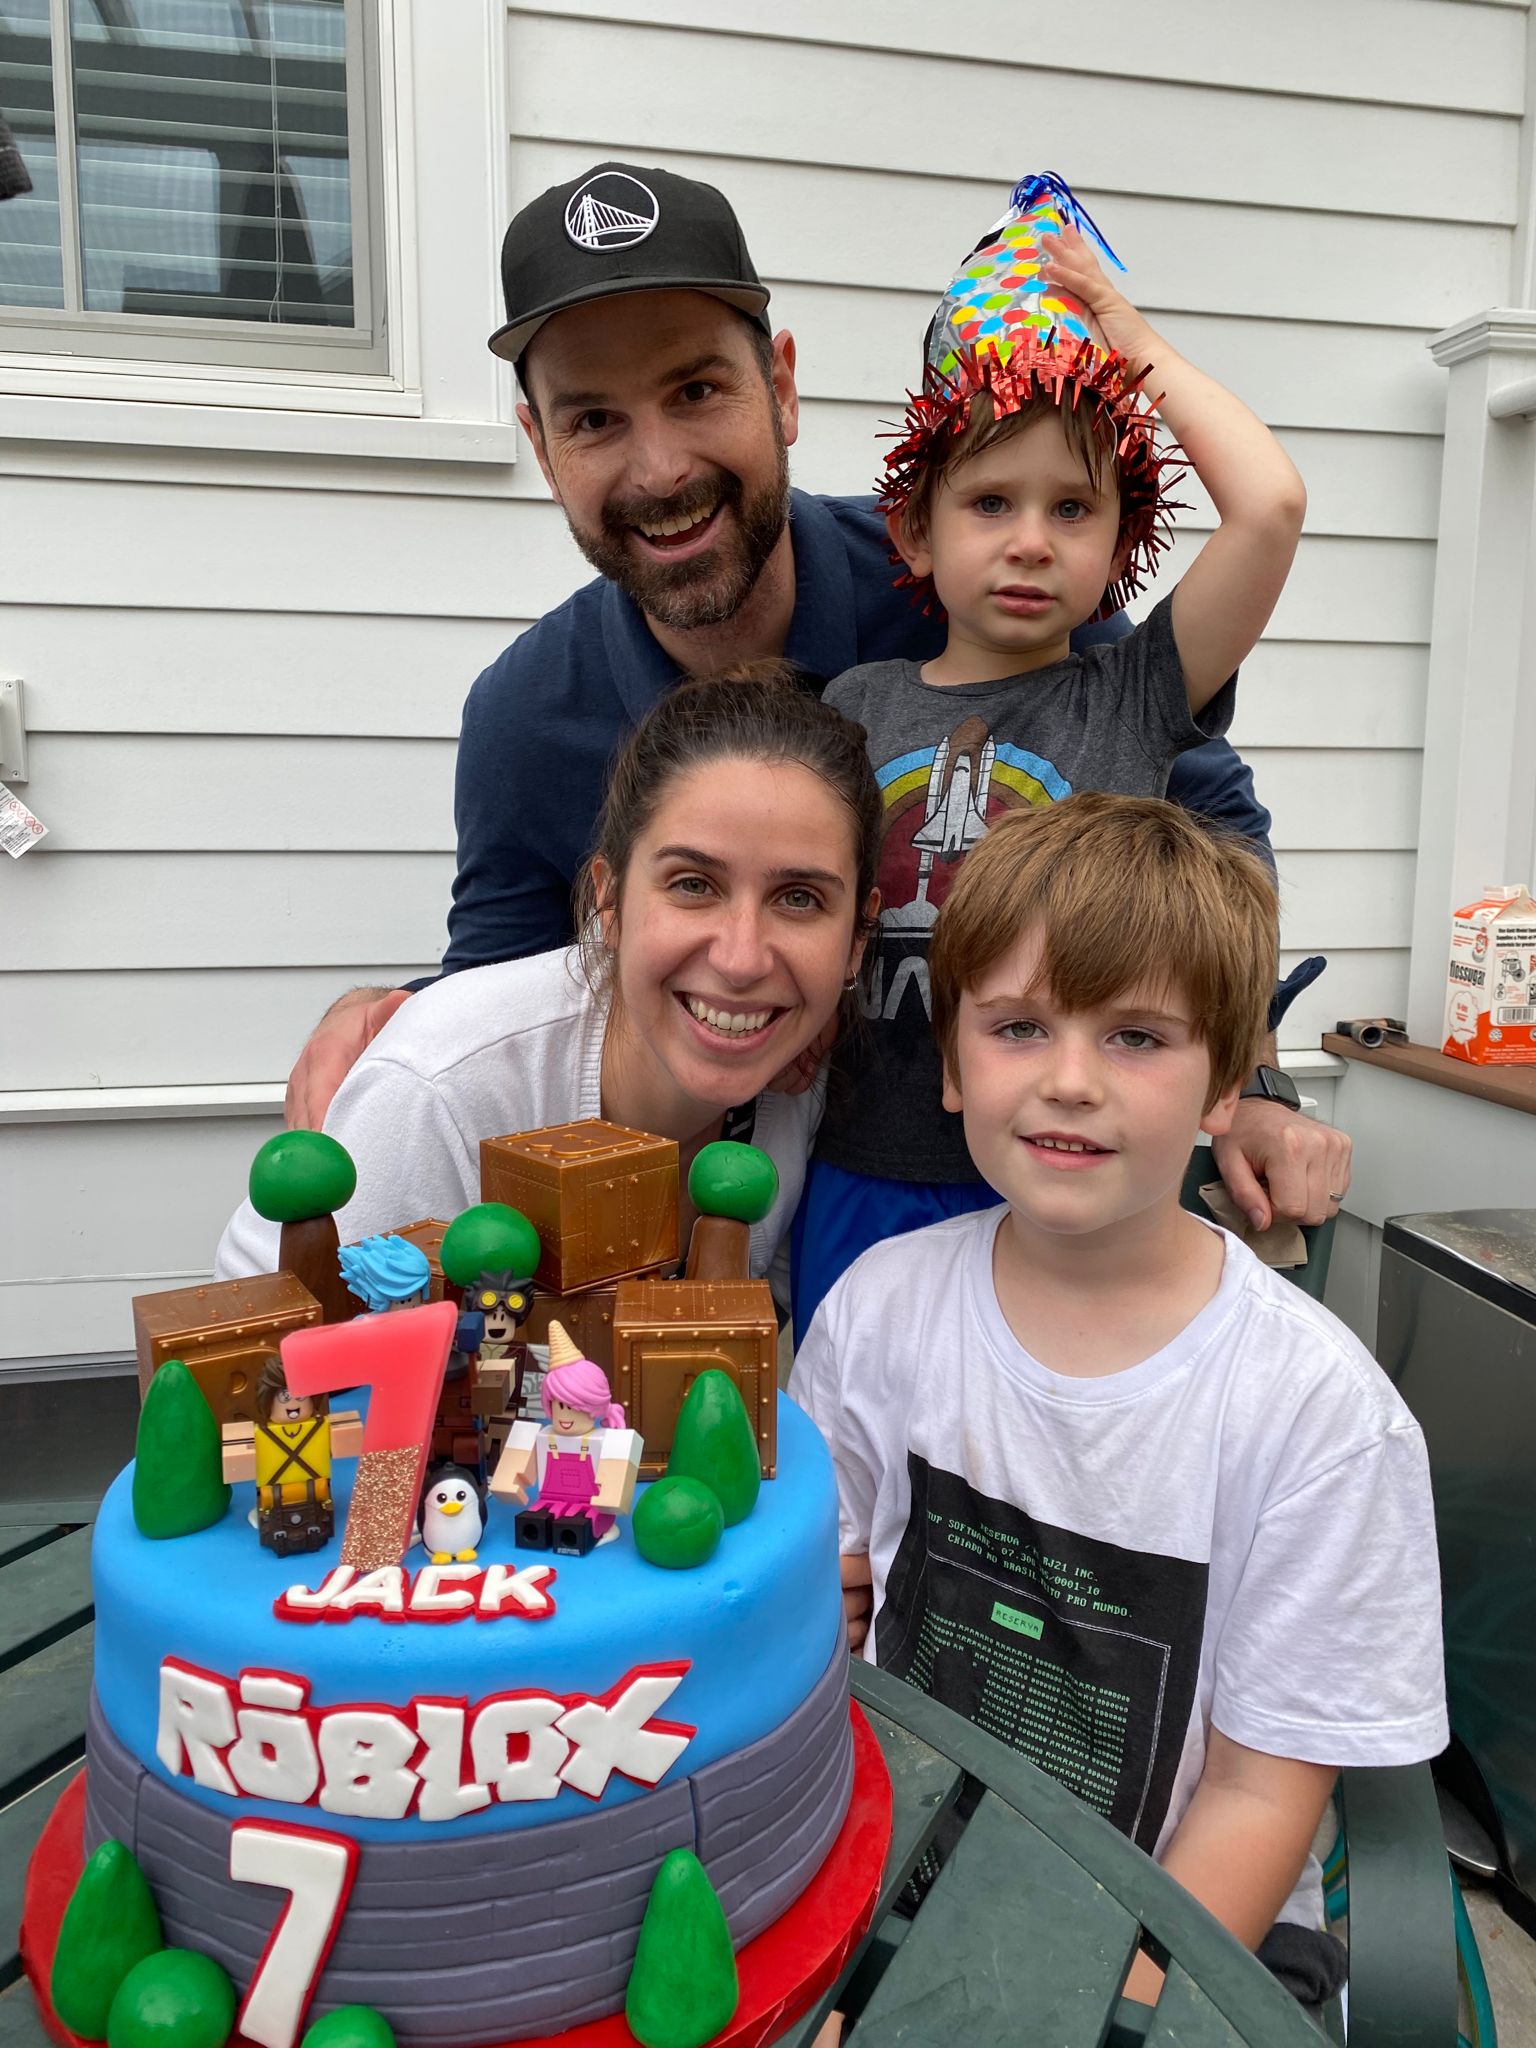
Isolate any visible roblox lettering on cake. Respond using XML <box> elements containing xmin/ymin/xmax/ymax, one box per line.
<box><xmin>155</xmin><ymin>1656</ymin><xmax>695</xmax><ymax>1820</ymax></box>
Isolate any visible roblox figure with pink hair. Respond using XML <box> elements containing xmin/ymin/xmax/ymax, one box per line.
<box><xmin>489</xmin><ymin>1321</ymin><xmax>643</xmax><ymax>1555</ymax></box>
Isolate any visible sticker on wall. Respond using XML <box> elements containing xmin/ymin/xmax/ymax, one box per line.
<box><xmin>0</xmin><ymin>782</ymin><xmax>46</xmax><ymax>858</ymax></box>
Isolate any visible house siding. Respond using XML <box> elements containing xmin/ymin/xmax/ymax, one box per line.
<box><xmin>1</xmin><ymin>0</ymin><xmax>1526</xmax><ymax>1363</ymax></box>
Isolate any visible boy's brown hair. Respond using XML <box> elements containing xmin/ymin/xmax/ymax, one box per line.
<box><xmin>929</xmin><ymin>793</ymin><xmax>1278</xmax><ymax>1107</ymax></box>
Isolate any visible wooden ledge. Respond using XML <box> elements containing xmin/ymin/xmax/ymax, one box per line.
<box><xmin>1322</xmin><ymin>1034</ymin><xmax>1536</xmax><ymax>1117</ymax></box>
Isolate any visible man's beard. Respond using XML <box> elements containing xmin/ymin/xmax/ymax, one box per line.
<box><xmin>566</xmin><ymin>412</ymin><xmax>790</xmax><ymax>632</ymax></box>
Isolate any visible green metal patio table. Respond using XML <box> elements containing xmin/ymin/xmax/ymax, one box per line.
<box><xmin>0</xmin><ymin>1522</ymin><xmax>1452</xmax><ymax>2048</ymax></box>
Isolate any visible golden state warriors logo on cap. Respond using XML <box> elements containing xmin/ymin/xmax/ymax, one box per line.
<box><xmin>564</xmin><ymin>171</ymin><xmax>659</xmax><ymax>253</ymax></box>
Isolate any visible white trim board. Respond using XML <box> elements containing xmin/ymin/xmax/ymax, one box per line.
<box><xmin>0</xmin><ymin>1049</ymin><xmax>1348</xmax><ymax>1127</ymax></box>
<box><xmin>0</xmin><ymin>1084</ymin><xmax>287</xmax><ymax>1124</ymax></box>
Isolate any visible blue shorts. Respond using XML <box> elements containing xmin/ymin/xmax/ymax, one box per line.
<box><xmin>790</xmin><ymin>1157</ymin><xmax>1001</xmax><ymax>1345</ymax></box>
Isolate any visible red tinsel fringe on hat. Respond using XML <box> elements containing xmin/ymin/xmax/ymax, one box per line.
<box><xmin>877</xmin><ymin>333</ymin><xmax>1188</xmax><ymax>622</ymax></box>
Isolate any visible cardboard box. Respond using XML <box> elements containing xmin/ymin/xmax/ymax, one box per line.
<box><xmin>479</xmin><ymin>1119</ymin><xmax>679</xmax><ymax>1293</ymax></box>
<box><xmin>1443</xmin><ymin>886</ymin><xmax>1536</xmax><ymax>1064</ymax></box>
<box><xmin>612</xmin><ymin>1277</ymin><xmax>777</xmax><ymax>1479</ymax></box>
<box><xmin>132</xmin><ymin>1273</ymin><xmax>321</xmax><ymax>1423</ymax></box>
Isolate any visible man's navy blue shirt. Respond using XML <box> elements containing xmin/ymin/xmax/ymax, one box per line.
<box><xmin>442</xmin><ymin>490</ymin><xmax>1272</xmax><ymax>973</ymax></box>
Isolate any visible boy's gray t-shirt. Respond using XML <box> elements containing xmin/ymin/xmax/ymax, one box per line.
<box><xmin>818</xmin><ymin>595</ymin><xmax>1234</xmax><ymax>1183</ymax></box>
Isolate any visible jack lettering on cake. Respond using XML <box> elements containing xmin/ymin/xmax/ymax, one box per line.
<box><xmin>272</xmin><ymin>1560</ymin><xmax>558</xmax><ymax>1623</ymax></box>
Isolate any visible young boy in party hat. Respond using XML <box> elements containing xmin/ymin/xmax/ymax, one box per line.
<box><xmin>795</xmin><ymin>174</ymin><xmax>1307</xmax><ymax>1336</ymax></box>
<box><xmin>791</xmin><ymin>794</ymin><xmax>1445</xmax><ymax>2013</ymax></box>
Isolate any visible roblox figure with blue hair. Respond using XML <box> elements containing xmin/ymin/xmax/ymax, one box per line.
<box><xmin>338</xmin><ymin>1233</ymin><xmax>433</xmax><ymax>1315</ymax></box>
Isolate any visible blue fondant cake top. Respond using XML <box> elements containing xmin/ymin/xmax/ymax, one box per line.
<box><xmin>92</xmin><ymin>1393</ymin><xmax>842</xmax><ymax>1840</ymax></box>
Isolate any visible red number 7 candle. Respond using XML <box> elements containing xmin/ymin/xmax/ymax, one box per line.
<box><xmin>281</xmin><ymin>1299</ymin><xmax>457</xmax><ymax>1571</ymax></box>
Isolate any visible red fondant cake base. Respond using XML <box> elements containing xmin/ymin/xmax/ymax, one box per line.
<box><xmin>23</xmin><ymin>1703</ymin><xmax>891</xmax><ymax>2048</ymax></box>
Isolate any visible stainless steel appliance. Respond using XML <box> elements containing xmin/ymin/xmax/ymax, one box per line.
<box><xmin>1378</xmin><ymin>1209</ymin><xmax>1536</xmax><ymax>1898</ymax></box>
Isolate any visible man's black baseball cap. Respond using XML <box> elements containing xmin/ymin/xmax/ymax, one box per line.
<box><xmin>488</xmin><ymin>161</ymin><xmax>772</xmax><ymax>370</ymax></box>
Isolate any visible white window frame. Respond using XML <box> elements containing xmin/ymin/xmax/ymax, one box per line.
<box><xmin>2</xmin><ymin>0</ymin><xmax>387</xmax><ymax>375</ymax></box>
<box><xmin>0</xmin><ymin>0</ymin><xmax>517</xmax><ymax>465</ymax></box>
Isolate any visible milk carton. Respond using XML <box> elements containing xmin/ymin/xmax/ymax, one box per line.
<box><xmin>1443</xmin><ymin>886</ymin><xmax>1536</xmax><ymax>1064</ymax></box>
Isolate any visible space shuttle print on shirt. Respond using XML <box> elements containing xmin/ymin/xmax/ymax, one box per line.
<box><xmin>869</xmin><ymin>716</ymin><xmax>1071</xmax><ymax>1029</ymax></box>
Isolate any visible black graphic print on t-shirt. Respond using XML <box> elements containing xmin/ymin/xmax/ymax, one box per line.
<box><xmin>875</xmin><ymin>1453</ymin><xmax>1208</xmax><ymax>1853</ymax></box>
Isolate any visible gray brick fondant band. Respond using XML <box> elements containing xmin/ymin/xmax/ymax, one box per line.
<box><xmin>84</xmin><ymin>1643</ymin><xmax>854</xmax><ymax>2047</ymax></box>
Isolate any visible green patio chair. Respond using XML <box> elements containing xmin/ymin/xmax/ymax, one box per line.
<box><xmin>781</xmin><ymin>1664</ymin><xmax>1458</xmax><ymax>2048</ymax></box>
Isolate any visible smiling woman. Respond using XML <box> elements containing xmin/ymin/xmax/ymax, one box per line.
<box><xmin>215</xmin><ymin>663</ymin><xmax>882</xmax><ymax>1293</ymax></box>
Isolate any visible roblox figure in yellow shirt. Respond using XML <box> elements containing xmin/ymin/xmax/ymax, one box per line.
<box><xmin>229</xmin><ymin>1354</ymin><xmax>361</xmax><ymax>1557</ymax></box>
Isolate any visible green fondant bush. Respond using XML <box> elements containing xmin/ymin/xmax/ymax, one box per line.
<box><xmin>633</xmin><ymin>1475</ymin><xmax>724</xmax><ymax>1570</ymax></box>
<box><xmin>666</xmin><ymin>1370</ymin><xmax>761</xmax><ymax>1526</ymax></box>
<box><xmin>51</xmin><ymin>1839</ymin><xmax>163</xmax><ymax>2039</ymax></box>
<box><xmin>625</xmin><ymin>1849</ymin><xmax>738</xmax><ymax>2048</ymax></box>
<box><xmin>301</xmin><ymin>2006</ymin><xmax>397</xmax><ymax>2048</ymax></box>
<box><xmin>132</xmin><ymin>1361</ymin><xmax>230</xmax><ymax>1540</ymax></box>
<box><xmin>106</xmin><ymin>1950</ymin><xmax>235</xmax><ymax>2048</ymax></box>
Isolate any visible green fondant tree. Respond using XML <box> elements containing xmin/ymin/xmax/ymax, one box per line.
<box><xmin>51</xmin><ymin>1839</ymin><xmax>163</xmax><ymax>2039</ymax></box>
<box><xmin>440</xmin><ymin>1203</ymin><xmax>541</xmax><ymax>1291</ymax></box>
<box><xmin>301</xmin><ymin>2007</ymin><xmax>397</xmax><ymax>2048</ymax></box>
<box><xmin>106</xmin><ymin>1949</ymin><xmax>235</xmax><ymax>2048</ymax></box>
<box><xmin>633</xmin><ymin>1475</ymin><xmax>724</xmax><ymax>1571</ymax></box>
<box><xmin>132</xmin><ymin>1360</ymin><xmax>230</xmax><ymax>1540</ymax></box>
<box><xmin>249</xmin><ymin>1130</ymin><xmax>357</xmax><ymax>1222</ymax></box>
<box><xmin>625</xmin><ymin>1849</ymin><xmax>738</xmax><ymax>2048</ymax></box>
<box><xmin>249</xmin><ymin>1130</ymin><xmax>360</xmax><ymax>1325</ymax></box>
<box><xmin>687</xmin><ymin>1142</ymin><xmax>778</xmax><ymax>1224</ymax></box>
<box><xmin>684</xmin><ymin>1143</ymin><xmax>779</xmax><ymax>1281</ymax></box>
<box><xmin>666</xmin><ymin>1370</ymin><xmax>761</xmax><ymax>1527</ymax></box>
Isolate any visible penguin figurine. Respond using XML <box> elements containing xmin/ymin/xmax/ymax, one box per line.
<box><xmin>420</xmin><ymin>1463</ymin><xmax>488</xmax><ymax>1563</ymax></box>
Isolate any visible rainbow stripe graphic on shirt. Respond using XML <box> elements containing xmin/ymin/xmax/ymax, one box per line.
<box><xmin>876</xmin><ymin>741</ymin><xmax>1071</xmax><ymax>817</ymax></box>
<box><xmin>872</xmin><ymin>732</ymin><xmax>1073</xmax><ymax>923</ymax></box>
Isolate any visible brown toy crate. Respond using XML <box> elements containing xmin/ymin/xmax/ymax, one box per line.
<box><xmin>525</xmin><ymin>1282</ymin><xmax>621</xmax><ymax>1376</ymax></box>
<box><xmin>352</xmin><ymin>1217</ymin><xmax>449</xmax><ymax>1301</ymax></box>
<box><xmin>612</xmin><ymin>1278</ymin><xmax>777</xmax><ymax>1478</ymax></box>
<box><xmin>132</xmin><ymin>1273</ymin><xmax>321</xmax><ymax>1425</ymax></box>
<box><xmin>480</xmin><ymin>1119</ymin><xmax>678</xmax><ymax>1294</ymax></box>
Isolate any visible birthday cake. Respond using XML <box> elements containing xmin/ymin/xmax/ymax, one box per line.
<box><xmin>25</xmin><ymin>1124</ymin><xmax>886</xmax><ymax>2048</ymax></box>
<box><xmin>80</xmin><ymin>1397</ymin><xmax>852</xmax><ymax>2046</ymax></box>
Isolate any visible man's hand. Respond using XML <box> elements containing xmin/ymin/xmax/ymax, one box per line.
<box><xmin>768</xmin><ymin>1017</ymin><xmax>838</xmax><ymax>1096</ymax></box>
<box><xmin>840</xmin><ymin>1553</ymin><xmax>873</xmax><ymax>1653</ymax></box>
<box><xmin>1211</xmin><ymin>1099</ymin><xmax>1353</xmax><ymax>1231</ymax></box>
<box><xmin>284</xmin><ymin>986</ymin><xmax>411</xmax><ymax>1131</ymax></box>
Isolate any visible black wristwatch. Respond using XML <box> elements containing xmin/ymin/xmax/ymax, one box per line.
<box><xmin>1238</xmin><ymin>1064</ymin><xmax>1301</xmax><ymax>1110</ymax></box>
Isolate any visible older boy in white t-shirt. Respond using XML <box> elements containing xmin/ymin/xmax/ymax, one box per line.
<box><xmin>791</xmin><ymin>792</ymin><xmax>1445</xmax><ymax>2008</ymax></box>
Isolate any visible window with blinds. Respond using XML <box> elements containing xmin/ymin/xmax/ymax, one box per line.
<box><xmin>0</xmin><ymin>0</ymin><xmax>385</xmax><ymax>373</ymax></box>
